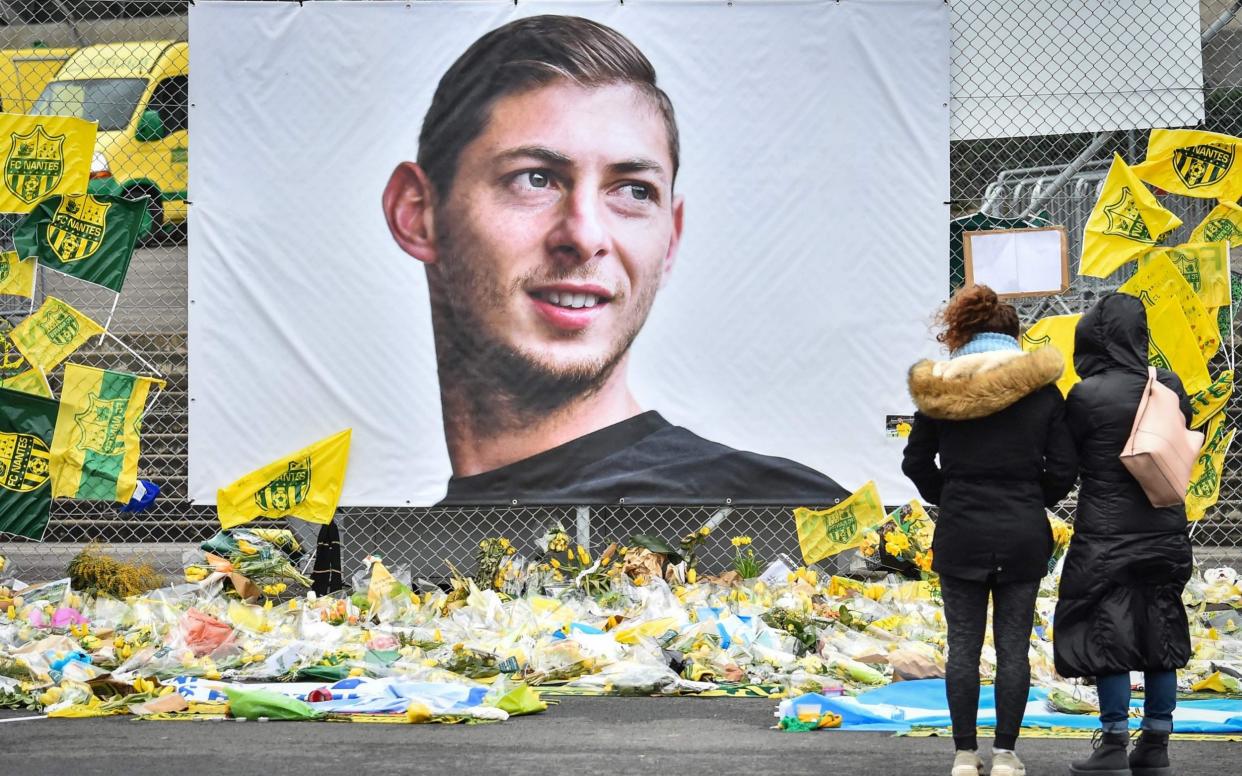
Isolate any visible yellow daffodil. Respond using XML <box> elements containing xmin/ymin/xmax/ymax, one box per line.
<box><xmin>577</xmin><ymin>546</ymin><xmax>590</xmax><ymax>565</ymax></box>
<box><xmin>687</xmin><ymin>568</ymin><xmax>698</xmax><ymax>584</ymax></box>
<box><xmin>698</xmin><ymin>526</ymin><xmax>712</xmax><ymax>537</ymax></box>
<box><xmin>884</xmin><ymin>530</ymin><xmax>911</xmax><ymax>557</ymax></box>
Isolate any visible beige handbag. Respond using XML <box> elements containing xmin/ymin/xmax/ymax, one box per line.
<box><xmin>1120</xmin><ymin>367</ymin><xmax>1205</xmax><ymax>508</ymax></box>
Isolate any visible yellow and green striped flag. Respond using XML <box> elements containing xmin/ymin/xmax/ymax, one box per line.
<box><xmin>0</xmin><ymin>250</ymin><xmax>34</xmax><ymax>297</ymax></box>
<box><xmin>217</xmin><ymin>429</ymin><xmax>352</xmax><ymax>530</ymax></box>
<box><xmin>0</xmin><ymin>323</ymin><xmax>51</xmax><ymax>398</ymax></box>
<box><xmin>9</xmin><ymin>296</ymin><xmax>104</xmax><ymax>373</ymax></box>
<box><xmin>794</xmin><ymin>480</ymin><xmax>890</xmax><ymax>564</ymax></box>
<box><xmin>49</xmin><ymin>363</ymin><xmax>164</xmax><ymax>501</ymax></box>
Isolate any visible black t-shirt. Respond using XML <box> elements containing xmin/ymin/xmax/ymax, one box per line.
<box><xmin>438</xmin><ymin>411</ymin><xmax>849</xmax><ymax>506</ymax></box>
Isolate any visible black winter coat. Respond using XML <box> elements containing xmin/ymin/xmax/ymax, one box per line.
<box><xmin>903</xmin><ymin>345</ymin><xmax>1078</xmax><ymax>583</ymax></box>
<box><xmin>1053</xmin><ymin>293</ymin><xmax>1194</xmax><ymax>678</ymax></box>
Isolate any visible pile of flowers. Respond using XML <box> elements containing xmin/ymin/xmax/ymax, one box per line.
<box><xmin>0</xmin><ymin>512</ymin><xmax>1238</xmax><ymax>720</ymax></box>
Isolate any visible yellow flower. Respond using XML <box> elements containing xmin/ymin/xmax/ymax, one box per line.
<box><xmin>884</xmin><ymin>531</ymin><xmax>911</xmax><ymax>557</ymax></box>
<box><xmin>914</xmin><ymin>550</ymin><xmax>934</xmax><ymax>572</ymax></box>
<box><xmin>860</xmin><ymin>531</ymin><xmax>881</xmax><ymax>558</ymax></box>
<box><xmin>550</xmin><ymin>558</ymin><xmax>560</xmax><ymax>569</ymax></box>
<box><xmin>577</xmin><ymin>546</ymin><xmax>590</xmax><ymax>565</ymax></box>
<box><xmin>237</xmin><ymin>539</ymin><xmax>259</xmax><ymax>555</ymax></box>
<box><xmin>698</xmin><ymin>525</ymin><xmax>712</xmax><ymax>537</ymax></box>
<box><xmin>687</xmin><ymin>568</ymin><xmax>698</xmax><ymax>584</ymax></box>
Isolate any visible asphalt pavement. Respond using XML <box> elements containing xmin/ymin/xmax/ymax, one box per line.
<box><xmin>1</xmin><ymin>697</ymin><xmax>1237</xmax><ymax>776</ymax></box>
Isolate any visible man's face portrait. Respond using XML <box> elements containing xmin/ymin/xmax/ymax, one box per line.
<box><xmin>421</xmin><ymin>81</ymin><xmax>683</xmax><ymax>393</ymax></box>
<box><xmin>189</xmin><ymin>4</ymin><xmax>949</xmax><ymax>507</ymax></box>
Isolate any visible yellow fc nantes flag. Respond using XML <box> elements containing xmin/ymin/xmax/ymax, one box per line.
<box><xmin>49</xmin><ymin>364</ymin><xmax>165</xmax><ymax>501</ymax></box>
<box><xmin>8</xmin><ymin>296</ymin><xmax>104</xmax><ymax>373</ymax></box>
<box><xmin>794</xmin><ymin>480</ymin><xmax>889</xmax><ymax>564</ymax></box>
<box><xmin>1081</xmin><ymin>155</ymin><xmax>1182</xmax><ymax>278</ymax></box>
<box><xmin>1187</xmin><ymin>415</ymin><xmax>1235</xmax><ymax>522</ymax></box>
<box><xmin>1021</xmin><ymin>314</ymin><xmax>1082</xmax><ymax>397</ymax></box>
<box><xmin>1190</xmin><ymin>200</ymin><xmax>1242</xmax><ymax>246</ymax></box>
<box><xmin>0</xmin><ymin>322</ymin><xmax>51</xmax><ymax>398</ymax></box>
<box><xmin>1119</xmin><ymin>253</ymin><xmax>1220</xmax><ymax>360</ymax></box>
<box><xmin>0</xmin><ymin>251</ymin><xmax>35</xmax><ymax>297</ymax></box>
<box><xmin>1144</xmin><ymin>297</ymin><xmax>1211</xmax><ymax>395</ymax></box>
<box><xmin>1132</xmin><ymin>129</ymin><xmax>1242</xmax><ymax>200</ymax></box>
<box><xmin>1191</xmin><ymin>370</ymin><xmax>1233</xmax><ymax>429</ymax></box>
<box><xmin>217</xmin><ymin>429</ymin><xmax>351</xmax><ymax>530</ymax></box>
<box><xmin>1138</xmin><ymin>241</ymin><xmax>1232</xmax><ymax>309</ymax></box>
<box><xmin>0</xmin><ymin>114</ymin><xmax>95</xmax><ymax>214</ymax></box>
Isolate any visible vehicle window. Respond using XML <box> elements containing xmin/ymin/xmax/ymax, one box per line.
<box><xmin>148</xmin><ymin>76</ymin><xmax>188</xmax><ymax>133</ymax></box>
<box><xmin>31</xmin><ymin>78</ymin><xmax>146</xmax><ymax>131</ymax></box>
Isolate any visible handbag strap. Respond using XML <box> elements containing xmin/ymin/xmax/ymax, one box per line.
<box><xmin>1123</xmin><ymin>367</ymin><xmax>1158</xmax><ymax>456</ymax></box>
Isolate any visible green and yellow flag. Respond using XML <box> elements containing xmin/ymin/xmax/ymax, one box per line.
<box><xmin>14</xmin><ymin>193</ymin><xmax>148</xmax><ymax>293</ymax></box>
<box><xmin>0</xmin><ymin>385</ymin><xmax>58</xmax><ymax>539</ymax></box>
<box><xmin>1189</xmin><ymin>200</ymin><xmax>1242</xmax><ymax>245</ymax></box>
<box><xmin>0</xmin><ymin>250</ymin><xmax>35</xmax><ymax>297</ymax></box>
<box><xmin>1187</xmin><ymin>415</ymin><xmax>1235</xmax><ymax>522</ymax></box>
<box><xmin>1021</xmin><ymin>314</ymin><xmax>1082</xmax><ymax>397</ymax></box>
<box><xmin>1120</xmin><ymin>253</ymin><xmax>1219</xmax><ymax>360</ymax></box>
<box><xmin>0</xmin><ymin>321</ymin><xmax>51</xmax><ymax>398</ymax></box>
<box><xmin>1132</xmin><ymin>129</ymin><xmax>1242</xmax><ymax>200</ymax></box>
<box><xmin>1138</xmin><ymin>241</ymin><xmax>1232</xmax><ymax>309</ymax></box>
<box><xmin>9</xmin><ymin>296</ymin><xmax>105</xmax><ymax>373</ymax></box>
<box><xmin>217</xmin><ymin>428</ymin><xmax>352</xmax><ymax>530</ymax></box>
<box><xmin>1191</xmin><ymin>370</ymin><xmax>1233</xmax><ymax>429</ymax></box>
<box><xmin>1145</xmin><ymin>296</ymin><xmax>1211</xmax><ymax>395</ymax></box>
<box><xmin>49</xmin><ymin>363</ymin><xmax>165</xmax><ymax>501</ymax></box>
<box><xmin>1081</xmin><ymin>155</ymin><xmax>1183</xmax><ymax>278</ymax></box>
<box><xmin>794</xmin><ymin>480</ymin><xmax>889</xmax><ymax>564</ymax></box>
<box><xmin>0</xmin><ymin>113</ymin><xmax>95</xmax><ymax>214</ymax></box>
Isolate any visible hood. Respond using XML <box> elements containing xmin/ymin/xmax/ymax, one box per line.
<box><xmin>1074</xmin><ymin>293</ymin><xmax>1149</xmax><ymax>378</ymax></box>
<box><xmin>908</xmin><ymin>346</ymin><xmax>1064</xmax><ymax>421</ymax></box>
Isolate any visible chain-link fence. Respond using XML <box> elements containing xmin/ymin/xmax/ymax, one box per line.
<box><xmin>2</xmin><ymin>1</ymin><xmax>1242</xmax><ymax>583</ymax></box>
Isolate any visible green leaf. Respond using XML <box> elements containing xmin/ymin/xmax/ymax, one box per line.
<box><xmin>629</xmin><ymin>533</ymin><xmax>683</xmax><ymax>564</ymax></box>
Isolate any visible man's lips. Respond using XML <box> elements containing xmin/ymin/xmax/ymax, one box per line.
<box><xmin>528</xmin><ymin>284</ymin><xmax>613</xmax><ymax>331</ymax></box>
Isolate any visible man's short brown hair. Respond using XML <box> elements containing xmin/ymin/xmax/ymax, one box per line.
<box><xmin>417</xmin><ymin>15</ymin><xmax>680</xmax><ymax>197</ymax></box>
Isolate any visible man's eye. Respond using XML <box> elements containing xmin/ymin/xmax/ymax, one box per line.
<box><xmin>525</xmin><ymin>171</ymin><xmax>550</xmax><ymax>188</ymax></box>
<box><xmin>624</xmin><ymin>184</ymin><xmax>652</xmax><ymax>201</ymax></box>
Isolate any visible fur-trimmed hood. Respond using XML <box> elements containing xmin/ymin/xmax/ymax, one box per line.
<box><xmin>907</xmin><ymin>346</ymin><xmax>1064</xmax><ymax>421</ymax></box>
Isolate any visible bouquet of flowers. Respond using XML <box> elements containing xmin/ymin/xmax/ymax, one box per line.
<box><xmin>184</xmin><ymin>528</ymin><xmax>311</xmax><ymax>595</ymax></box>
<box><xmin>860</xmin><ymin>501</ymin><xmax>935</xmax><ymax>580</ymax></box>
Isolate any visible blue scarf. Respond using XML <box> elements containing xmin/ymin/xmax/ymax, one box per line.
<box><xmin>951</xmin><ymin>332</ymin><xmax>1021</xmax><ymax>358</ymax></box>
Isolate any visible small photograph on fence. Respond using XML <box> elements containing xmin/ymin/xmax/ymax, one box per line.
<box><xmin>187</xmin><ymin>0</ymin><xmax>950</xmax><ymax>507</ymax></box>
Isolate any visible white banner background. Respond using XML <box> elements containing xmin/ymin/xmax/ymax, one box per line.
<box><xmin>188</xmin><ymin>0</ymin><xmax>949</xmax><ymax>506</ymax></box>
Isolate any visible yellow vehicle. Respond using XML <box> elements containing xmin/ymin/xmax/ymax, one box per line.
<box><xmin>0</xmin><ymin>46</ymin><xmax>76</xmax><ymax>114</ymax></box>
<box><xmin>31</xmin><ymin>40</ymin><xmax>187</xmax><ymax>230</ymax></box>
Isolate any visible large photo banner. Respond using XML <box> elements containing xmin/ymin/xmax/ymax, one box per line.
<box><xmin>188</xmin><ymin>0</ymin><xmax>950</xmax><ymax>507</ymax></box>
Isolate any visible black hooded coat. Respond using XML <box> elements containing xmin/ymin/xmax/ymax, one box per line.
<box><xmin>1053</xmin><ymin>293</ymin><xmax>1194</xmax><ymax>678</ymax></box>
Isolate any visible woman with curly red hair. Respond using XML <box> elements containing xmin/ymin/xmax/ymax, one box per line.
<box><xmin>903</xmin><ymin>284</ymin><xmax>1078</xmax><ymax>776</ymax></box>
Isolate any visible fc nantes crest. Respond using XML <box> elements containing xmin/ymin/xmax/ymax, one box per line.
<box><xmin>0</xmin><ymin>430</ymin><xmax>50</xmax><ymax>493</ymax></box>
<box><xmin>1103</xmin><ymin>187</ymin><xmax>1155</xmax><ymax>243</ymax></box>
<box><xmin>36</xmin><ymin>300</ymin><xmax>81</xmax><ymax>346</ymax></box>
<box><xmin>825</xmin><ymin>507</ymin><xmax>859</xmax><ymax>544</ymax></box>
<box><xmin>5</xmin><ymin>126</ymin><xmax>64</xmax><ymax>205</ymax></box>
<box><xmin>255</xmin><ymin>457</ymin><xmax>312</xmax><ymax>512</ymax></box>
<box><xmin>73</xmin><ymin>393</ymin><xmax>129</xmax><ymax>455</ymax></box>
<box><xmin>48</xmin><ymin>195</ymin><xmax>110</xmax><ymax>263</ymax></box>
<box><xmin>1173</xmin><ymin>143</ymin><xmax>1235</xmax><ymax>190</ymax></box>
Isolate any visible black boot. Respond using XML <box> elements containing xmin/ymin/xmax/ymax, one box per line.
<box><xmin>1128</xmin><ymin>730</ymin><xmax>1172</xmax><ymax>776</ymax></box>
<box><xmin>1069</xmin><ymin>730</ymin><xmax>1132</xmax><ymax>775</ymax></box>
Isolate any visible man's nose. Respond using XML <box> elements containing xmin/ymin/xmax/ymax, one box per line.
<box><xmin>547</xmin><ymin>188</ymin><xmax>609</xmax><ymax>264</ymax></box>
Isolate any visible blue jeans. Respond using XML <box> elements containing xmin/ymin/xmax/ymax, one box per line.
<box><xmin>1097</xmin><ymin>671</ymin><xmax>1176</xmax><ymax>733</ymax></box>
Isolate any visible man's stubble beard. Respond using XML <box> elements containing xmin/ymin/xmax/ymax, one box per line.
<box><xmin>430</xmin><ymin>220</ymin><xmax>661</xmax><ymax>436</ymax></box>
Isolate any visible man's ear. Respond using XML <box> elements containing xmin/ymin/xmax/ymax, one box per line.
<box><xmin>382</xmin><ymin>162</ymin><xmax>438</xmax><ymax>264</ymax></box>
<box><xmin>660</xmin><ymin>195</ymin><xmax>685</xmax><ymax>284</ymax></box>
